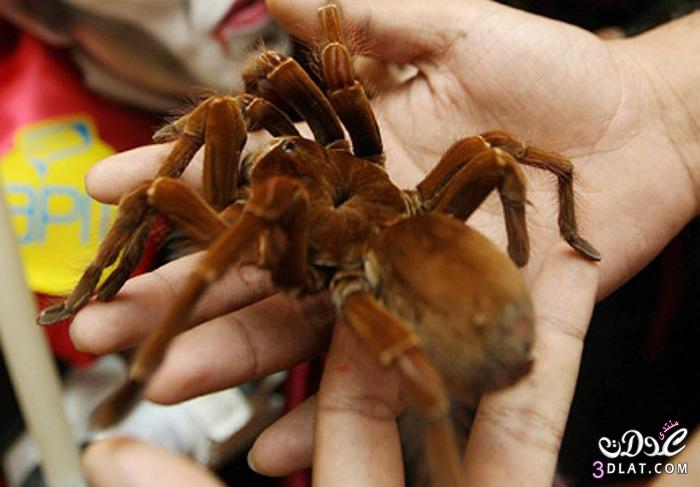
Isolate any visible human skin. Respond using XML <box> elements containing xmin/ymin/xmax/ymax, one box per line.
<box><xmin>78</xmin><ymin>1</ymin><xmax>700</xmax><ymax>485</ymax></box>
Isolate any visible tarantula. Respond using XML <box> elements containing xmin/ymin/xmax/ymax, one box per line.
<box><xmin>38</xmin><ymin>4</ymin><xmax>600</xmax><ymax>485</ymax></box>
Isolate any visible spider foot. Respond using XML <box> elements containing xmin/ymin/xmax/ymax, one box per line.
<box><xmin>37</xmin><ymin>302</ymin><xmax>75</xmax><ymax>325</ymax></box>
<box><xmin>566</xmin><ymin>233</ymin><xmax>602</xmax><ymax>261</ymax></box>
<box><xmin>90</xmin><ymin>379</ymin><xmax>144</xmax><ymax>429</ymax></box>
<box><xmin>36</xmin><ymin>260</ymin><xmax>106</xmax><ymax>325</ymax></box>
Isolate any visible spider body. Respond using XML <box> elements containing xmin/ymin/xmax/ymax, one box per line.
<box><xmin>37</xmin><ymin>5</ymin><xmax>600</xmax><ymax>485</ymax></box>
<box><xmin>248</xmin><ymin>136</ymin><xmax>405</xmax><ymax>270</ymax></box>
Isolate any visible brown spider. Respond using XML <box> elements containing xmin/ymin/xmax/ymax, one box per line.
<box><xmin>38</xmin><ymin>4</ymin><xmax>600</xmax><ymax>485</ymax></box>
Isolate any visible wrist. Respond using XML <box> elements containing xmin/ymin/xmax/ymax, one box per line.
<box><xmin>622</xmin><ymin>11</ymin><xmax>700</xmax><ymax>215</ymax></box>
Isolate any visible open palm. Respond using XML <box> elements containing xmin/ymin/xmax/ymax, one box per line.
<box><xmin>286</xmin><ymin>0</ymin><xmax>696</xmax><ymax>296</ymax></box>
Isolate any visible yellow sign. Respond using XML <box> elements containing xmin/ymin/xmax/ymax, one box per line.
<box><xmin>0</xmin><ymin>115</ymin><xmax>117</xmax><ymax>295</ymax></box>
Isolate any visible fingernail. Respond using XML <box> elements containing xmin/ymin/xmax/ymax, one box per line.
<box><xmin>247</xmin><ymin>448</ymin><xmax>260</xmax><ymax>474</ymax></box>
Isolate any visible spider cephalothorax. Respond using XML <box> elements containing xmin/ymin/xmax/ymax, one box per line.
<box><xmin>38</xmin><ymin>5</ymin><xmax>599</xmax><ymax>485</ymax></box>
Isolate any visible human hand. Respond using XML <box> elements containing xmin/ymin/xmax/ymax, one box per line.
<box><xmin>74</xmin><ymin>0</ymin><xmax>700</xmax><ymax>485</ymax></box>
<box><xmin>266</xmin><ymin>0</ymin><xmax>699</xmax><ymax>298</ymax></box>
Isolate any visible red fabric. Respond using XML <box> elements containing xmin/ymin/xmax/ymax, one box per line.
<box><xmin>281</xmin><ymin>362</ymin><xmax>312</xmax><ymax>487</ymax></box>
<box><xmin>0</xmin><ymin>26</ymin><xmax>159</xmax><ymax>366</ymax></box>
<box><xmin>280</xmin><ymin>358</ymin><xmax>324</xmax><ymax>487</ymax></box>
<box><xmin>0</xmin><ymin>29</ymin><xmax>157</xmax><ymax>154</ymax></box>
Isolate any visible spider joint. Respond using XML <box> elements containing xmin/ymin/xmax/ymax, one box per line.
<box><xmin>330</xmin><ymin>269</ymin><xmax>369</xmax><ymax>307</ymax></box>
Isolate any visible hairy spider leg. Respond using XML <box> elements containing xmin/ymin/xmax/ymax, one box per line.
<box><xmin>238</xmin><ymin>94</ymin><xmax>300</xmax><ymax>137</ymax></box>
<box><xmin>98</xmin><ymin>97</ymin><xmax>254</xmax><ymax>299</ymax></box>
<box><xmin>147</xmin><ymin>177</ymin><xmax>229</xmax><ymax>245</ymax></box>
<box><xmin>482</xmin><ymin>131</ymin><xmax>601</xmax><ymax>260</ymax></box>
<box><xmin>417</xmin><ymin>138</ymin><xmax>530</xmax><ymax>266</ymax></box>
<box><xmin>244</xmin><ymin>50</ymin><xmax>348</xmax><ymax>149</ymax></box>
<box><xmin>91</xmin><ymin>176</ymin><xmax>310</xmax><ymax>428</ymax></box>
<box><xmin>154</xmin><ymin>94</ymin><xmax>299</xmax><ymax>143</ymax></box>
<box><xmin>37</xmin><ymin>95</ymin><xmax>291</xmax><ymax>325</ymax></box>
<box><xmin>416</xmin><ymin>133</ymin><xmax>601</xmax><ymax>264</ymax></box>
<box><xmin>318</xmin><ymin>5</ymin><xmax>384</xmax><ymax>163</ymax></box>
<box><xmin>36</xmin><ymin>98</ymin><xmax>211</xmax><ymax>325</ymax></box>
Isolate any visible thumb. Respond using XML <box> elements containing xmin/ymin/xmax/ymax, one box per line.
<box><xmin>266</xmin><ymin>0</ymin><xmax>490</xmax><ymax>63</ymax></box>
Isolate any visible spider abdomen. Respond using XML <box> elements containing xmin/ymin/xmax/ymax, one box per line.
<box><xmin>364</xmin><ymin>213</ymin><xmax>535</xmax><ymax>399</ymax></box>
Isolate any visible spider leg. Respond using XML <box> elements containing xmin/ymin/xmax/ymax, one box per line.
<box><xmin>318</xmin><ymin>5</ymin><xmax>384</xmax><ymax>163</ymax></box>
<box><xmin>201</xmin><ymin>96</ymin><xmax>248</xmax><ymax>210</ymax></box>
<box><xmin>339</xmin><ymin>290</ymin><xmax>465</xmax><ymax>487</ymax></box>
<box><xmin>37</xmin><ymin>181</ymin><xmax>152</xmax><ymax>324</ymax></box>
<box><xmin>91</xmin><ymin>176</ymin><xmax>310</xmax><ymax>428</ymax></box>
<box><xmin>418</xmin><ymin>139</ymin><xmax>530</xmax><ymax>266</ymax></box>
<box><xmin>238</xmin><ymin>94</ymin><xmax>300</xmax><ymax>137</ymax></box>
<box><xmin>37</xmin><ymin>99</ymin><xmax>219</xmax><ymax>324</ymax></box>
<box><xmin>152</xmin><ymin>112</ymin><xmax>189</xmax><ymax>143</ymax></box>
<box><xmin>104</xmin><ymin>175</ymin><xmax>252</xmax><ymax>310</ymax></box>
<box><xmin>242</xmin><ymin>60</ymin><xmax>302</xmax><ymax>124</ymax></box>
<box><xmin>100</xmin><ymin>95</ymin><xmax>253</xmax><ymax>299</ymax></box>
<box><xmin>38</xmin><ymin>94</ymin><xmax>293</xmax><ymax>325</ymax></box>
<box><xmin>147</xmin><ymin>177</ymin><xmax>229</xmax><ymax>245</ymax></box>
<box><xmin>482</xmin><ymin>131</ymin><xmax>601</xmax><ymax>260</ymax></box>
<box><xmin>153</xmin><ymin>94</ymin><xmax>299</xmax><ymax>143</ymax></box>
<box><xmin>244</xmin><ymin>51</ymin><xmax>348</xmax><ymax>149</ymax></box>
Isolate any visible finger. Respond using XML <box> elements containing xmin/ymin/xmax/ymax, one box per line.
<box><xmin>83</xmin><ymin>438</ymin><xmax>223</xmax><ymax>487</ymax></box>
<box><xmin>314</xmin><ymin>323</ymin><xmax>404</xmax><ymax>486</ymax></box>
<box><xmin>70</xmin><ymin>252</ymin><xmax>274</xmax><ymax>354</ymax></box>
<box><xmin>146</xmin><ymin>294</ymin><xmax>333</xmax><ymax>404</ymax></box>
<box><xmin>87</xmin><ymin>131</ymin><xmax>276</xmax><ymax>204</ymax></box>
<box><xmin>86</xmin><ymin>143</ymin><xmax>205</xmax><ymax>204</ymax></box>
<box><xmin>267</xmin><ymin>0</ymin><xmax>489</xmax><ymax>64</ymax></box>
<box><xmin>463</xmin><ymin>243</ymin><xmax>599</xmax><ymax>485</ymax></box>
<box><xmin>248</xmin><ymin>395</ymin><xmax>316</xmax><ymax>476</ymax></box>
